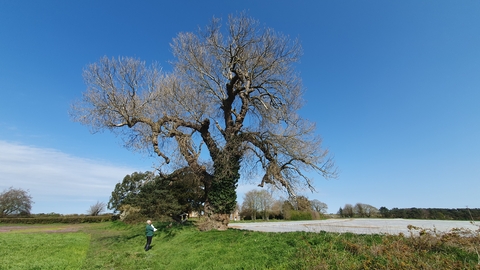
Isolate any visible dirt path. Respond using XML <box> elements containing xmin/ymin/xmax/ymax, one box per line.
<box><xmin>0</xmin><ymin>224</ymin><xmax>83</xmax><ymax>233</ymax></box>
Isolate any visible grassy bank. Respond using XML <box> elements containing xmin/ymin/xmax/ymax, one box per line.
<box><xmin>0</xmin><ymin>221</ymin><xmax>479</xmax><ymax>269</ymax></box>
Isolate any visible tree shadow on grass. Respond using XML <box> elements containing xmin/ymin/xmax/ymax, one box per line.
<box><xmin>155</xmin><ymin>221</ymin><xmax>196</xmax><ymax>240</ymax></box>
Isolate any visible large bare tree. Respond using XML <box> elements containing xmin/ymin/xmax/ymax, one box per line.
<box><xmin>0</xmin><ymin>187</ymin><xmax>33</xmax><ymax>217</ymax></box>
<box><xmin>71</xmin><ymin>14</ymin><xmax>335</xmax><ymax>230</ymax></box>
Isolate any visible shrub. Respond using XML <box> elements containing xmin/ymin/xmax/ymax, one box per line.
<box><xmin>289</xmin><ymin>210</ymin><xmax>312</xmax><ymax>221</ymax></box>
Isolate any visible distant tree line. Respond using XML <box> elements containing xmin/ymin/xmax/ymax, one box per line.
<box><xmin>337</xmin><ymin>203</ymin><xmax>379</xmax><ymax>218</ymax></box>
<box><xmin>239</xmin><ymin>190</ymin><xmax>328</xmax><ymax>221</ymax></box>
<box><xmin>378</xmin><ymin>207</ymin><xmax>480</xmax><ymax>221</ymax></box>
<box><xmin>336</xmin><ymin>204</ymin><xmax>480</xmax><ymax>221</ymax></box>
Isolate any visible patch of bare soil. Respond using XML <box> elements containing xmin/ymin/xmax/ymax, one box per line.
<box><xmin>0</xmin><ymin>225</ymin><xmax>82</xmax><ymax>233</ymax></box>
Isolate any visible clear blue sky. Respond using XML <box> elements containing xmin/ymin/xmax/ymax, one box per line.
<box><xmin>1</xmin><ymin>1</ymin><xmax>479</xmax><ymax>214</ymax></box>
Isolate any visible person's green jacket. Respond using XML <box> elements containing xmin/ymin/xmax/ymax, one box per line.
<box><xmin>146</xmin><ymin>224</ymin><xmax>154</xmax><ymax>237</ymax></box>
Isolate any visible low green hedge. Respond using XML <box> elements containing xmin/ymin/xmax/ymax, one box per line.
<box><xmin>288</xmin><ymin>210</ymin><xmax>313</xmax><ymax>221</ymax></box>
<box><xmin>0</xmin><ymin>215</ymin><xmax>114</xmax><ymax>224</ymax></box>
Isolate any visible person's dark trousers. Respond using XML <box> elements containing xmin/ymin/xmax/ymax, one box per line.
<box><xmin>145</xmin><ymin>236</ymin><xmax>153</xmax><ymax>251</ymax></box>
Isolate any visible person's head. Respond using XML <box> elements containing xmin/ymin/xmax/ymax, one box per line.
<box><xmin>147</xmin><ymin>220</ymin><xmax>152</xmax><ymax>225</ymax></box>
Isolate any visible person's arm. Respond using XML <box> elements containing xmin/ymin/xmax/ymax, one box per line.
<box><xmin>151</xmin><ymin>224</ymin><xmax>157</xmax><ymax>231</ymax></box>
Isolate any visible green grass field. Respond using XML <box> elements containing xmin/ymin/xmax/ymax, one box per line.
<box><xmin>0</xmin><ymin>221</ymin><xmax>478</xmax><ymax>269</ymax></box>
<box><xmin>0</xmin><ymin>231</ymin><xmax>90</xmax><ymax>269</ymax></box>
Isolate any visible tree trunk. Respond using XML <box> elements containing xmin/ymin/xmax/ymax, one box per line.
<box><xmin>198</xmin><ymin>201</ymin><xmax>230</xmax><ymax>231</ymax></box>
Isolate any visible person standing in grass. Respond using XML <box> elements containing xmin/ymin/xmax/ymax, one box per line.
<box><xmin>145</xmin><ymin>220</ymin><xmax>156</xmax><ymax>251</ymax></box>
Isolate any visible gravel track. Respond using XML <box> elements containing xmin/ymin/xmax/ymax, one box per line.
<box><xmin>229</xmin><ymin>218</ymin><xmax>479</xmax><ymax>235</ymax></box>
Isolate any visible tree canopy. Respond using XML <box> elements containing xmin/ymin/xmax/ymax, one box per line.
<box><xmin>311</xmin><ymin>199</ymin><xmax>328</xmax><ymax>214</ymax></box>
<box><xmin>241</xmin><ymin>189</ymin><xmax>274</xmax><ymax>220</ymax></box>
<box><xmin>71</xmin><ymin>13</ymin><xmax>335</xmax><ymax>230</ymax></box>
<box><xmin>0</xmin><ymin>187</ymin><xmax>33</xmax><ymax>217</ymax></box>
<box><xmin>108</xmin><ymin>169</ymin><xmax>204</xmax><ymax>222</ymax></box>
